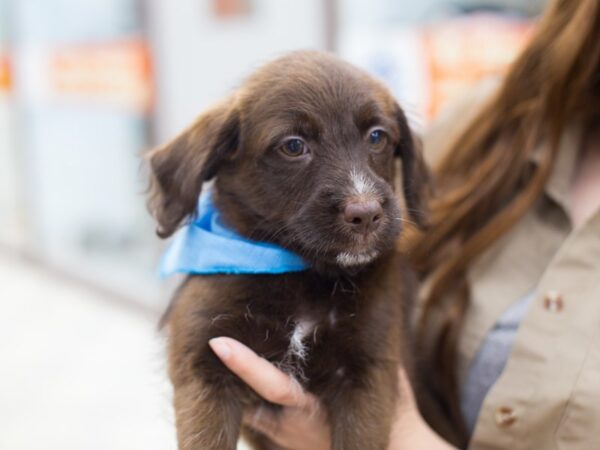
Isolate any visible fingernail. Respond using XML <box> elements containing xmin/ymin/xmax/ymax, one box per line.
<box><xmin>209</xmin><ymin>337</ymin><xmax>231</xmax><ymax>360</ymax></box>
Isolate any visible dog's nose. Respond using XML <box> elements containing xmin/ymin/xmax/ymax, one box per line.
<box><xmin>343</xmin><ymin>200</ymin><xmax>383</xmax><ymax>234</ymax></box>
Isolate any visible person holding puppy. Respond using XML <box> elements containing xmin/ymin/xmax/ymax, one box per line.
<box><xmin>209</xmin><ymin>0</ymin><xmax>600</xmax><ymax>448</ymax></box>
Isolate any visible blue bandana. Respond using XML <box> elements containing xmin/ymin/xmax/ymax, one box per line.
<box><xmin>159</xmin><ymin>191</ymin><xmax>309</xmax><ymax>277</ymax></box>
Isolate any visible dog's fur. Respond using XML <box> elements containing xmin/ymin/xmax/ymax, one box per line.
<box><xmin>148</xmin><ymin>51</ymin><xmax>428</xmax><ymax>450</ymax></box>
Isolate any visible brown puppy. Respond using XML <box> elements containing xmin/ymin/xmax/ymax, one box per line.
<box><xmin>148</xmin><ymin>51</ymin><xmax>428</xmax><ymax>450</ymax></box>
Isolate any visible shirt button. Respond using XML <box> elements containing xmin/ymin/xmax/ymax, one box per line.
<box><xmin>495</xmin><ymin>406</ymin><xmax>517</xmax><ymax>428</ymax></box>
<box><xmin>543</xmin><ymin>291</ymin><xmax>564</xmax><ymax>312</ymax></box>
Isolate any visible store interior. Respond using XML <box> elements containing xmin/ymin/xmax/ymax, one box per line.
<box><xmin>0</xmin><ymin>1</ymin><xmax>545</xmax><ymax>449</ymax></box>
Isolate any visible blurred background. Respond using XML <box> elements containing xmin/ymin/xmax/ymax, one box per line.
<box><xmin>0</xmin><ymin>0</ymin><xmax>544</xmax><ymax>448</ymax></box>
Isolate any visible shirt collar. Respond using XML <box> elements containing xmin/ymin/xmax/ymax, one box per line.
<box><xmin>530</xmin><ymin>124</ymin><xmax>581</xmax><ymax>216</ymax></box>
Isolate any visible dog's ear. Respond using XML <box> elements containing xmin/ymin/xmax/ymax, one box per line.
<box><xmin>395</xmin><ymin>107</ymin><xmax>430</xmax><ymax>229</ymax></box>
<box><xmin>147</xmin><ymin>101</ymin><xmax>240</xmax><ymax>238</ymax></box>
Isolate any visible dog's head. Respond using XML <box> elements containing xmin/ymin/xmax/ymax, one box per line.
<box><xmin>148</xmin><ymin>51</ymin><xmax>428</xmax><ymax>272</ymax></box>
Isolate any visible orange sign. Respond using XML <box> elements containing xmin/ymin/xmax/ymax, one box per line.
<box><xmin>213</xmin><ymin>0</ymin><xmax>251</xmax><ymax>19</ymax></box>
<box><xmin>423</xmin><ymin>17</ymin><xmax>534</xmax><ymax>119</ymax></box>
<box><xmin>0</xmin><ymin>55</ymin><xmax>10</xmax><ymax>92</ymax></box>
<box><xmin>51</xmin><ymin>40</ymin><xmax>153</xmax><ymax>113</ymax></box>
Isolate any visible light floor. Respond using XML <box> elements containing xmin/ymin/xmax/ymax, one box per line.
<box><xmin>0</xmin><ymin>253</ymin><xmax>249</xmax><ymax>450</ymax></box>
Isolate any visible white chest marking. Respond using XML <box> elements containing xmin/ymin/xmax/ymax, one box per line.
<box><xmin>288</xmin><ymin>318</ymin><xmax>316</xmax><ymax>362</ymax></box>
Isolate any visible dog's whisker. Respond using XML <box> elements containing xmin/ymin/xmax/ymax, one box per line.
<box><xmin>391</xmin><ymin>216</ymin><xmax>418</xmax><ymax>226</ymax></box>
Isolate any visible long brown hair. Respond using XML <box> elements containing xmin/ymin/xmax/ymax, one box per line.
<box><xmin>406</xmin><ymin>0</ymin><xmax>600</xmax><ymax>439</ymax></box>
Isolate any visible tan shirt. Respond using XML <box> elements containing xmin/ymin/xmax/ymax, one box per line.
<box><xmin>423</xmin><ymin>84</ymin><xmax>600</xmax><ymax>450</ymax></box>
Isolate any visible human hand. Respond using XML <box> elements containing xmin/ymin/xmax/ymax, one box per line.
<box><xmin>389</xmin><ymin>370</ymin><xmax>457</xmax><ymax>450</ymax></box>
<box><xmin>209</xmin><ymin>337</ymin><xmax>454</xmax><ymax>450</ymax></box>
<box><xmin>209</xmin><ymin>337</ymin><xmax>331</xmax><ymax>450</ymax></box>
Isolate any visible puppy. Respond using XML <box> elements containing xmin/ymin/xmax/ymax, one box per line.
<box><xmin>148</xmin><ymin>51</ymin><xmax>428</xmax><ymax>450</ymax></box>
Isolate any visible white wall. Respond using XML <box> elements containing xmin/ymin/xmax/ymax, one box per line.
<box><xmin>0</xmin><ymin>90</ymin><xmax>21</xmax><ymax>245</ymax></box>
<box><xmin>147</xmin><ymin>0</ymin><xmax>327</xmax><ymax>143</ymax></box>
<box><xmin>0</xmin><ymin>0</ymin><xmax>23</xmax><ymax>246</ymax></box>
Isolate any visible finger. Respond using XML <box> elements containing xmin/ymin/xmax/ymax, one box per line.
<box><xmin>209</xmin><ymin>336</ymin><xmax>316</xmax><ymax>408</ymax></box>
<box><xmin>244</xmin><ymin>404</ymin><xmax>330</xmax><ymax>450</ymax></box>
<box><xmin>393</xmin><ymin>367</ymin><xmax>422</xmax><ymax>426</ymax></box>
<box><xmin>242</xmin><ymin>407</ymin><xmax>281</xmax><ymax>438</ymax></box>
<box><xmin>397</xmin><ymin>368</ymin><xmax>417</xmax><ymax>405</ymax></box>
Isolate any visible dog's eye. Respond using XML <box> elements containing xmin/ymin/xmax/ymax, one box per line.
<box><xmin>367</xmin><ymin>128</ymin><xmax>388</xmax><ymax>149</ymax></box>
<box><xmin>280</xmin><ymin>138</ymin><xmax>308</xmax><ymax>158</ymax></box>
